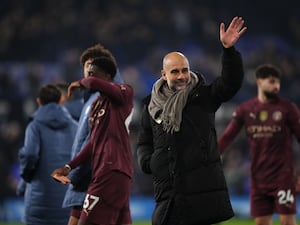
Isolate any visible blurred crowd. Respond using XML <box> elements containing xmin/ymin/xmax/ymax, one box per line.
<box><xmin>1</xmin><ymin>0</ymin><xmax>300</xmax><ymax>199</ymax></box>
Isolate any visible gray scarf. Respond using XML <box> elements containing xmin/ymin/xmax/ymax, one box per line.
<box><xmin>148</xmin><ymin>72</ymin><xmax>199</xmax><ymax>133</ymax></box>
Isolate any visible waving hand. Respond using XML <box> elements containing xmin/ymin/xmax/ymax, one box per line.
<box><xmin>220</xmin><ymin>16</ymin><xmax>247</xmax><ymax>48</ymax></box>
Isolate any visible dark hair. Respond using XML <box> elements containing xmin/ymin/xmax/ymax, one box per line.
<box><xmin>91</xmin><ymin>56</ymin><xmax>117</xmax><ymax>79</ymax></box>
<box><xmin>38</xmin><ymin>84</ymin><xmax>61</xmax><ymax>105</ymax></box>
<box><xmin>80</xmin><ymin>43</ymin><xmax>117</xmax><ymax>66</ymax></box>
<box><xmin>255</xmin><ymin>64</ymin><xmax>281</xmax><ymax>80</ymax></box>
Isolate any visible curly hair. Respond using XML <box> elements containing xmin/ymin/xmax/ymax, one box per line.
<box><xmin>255</xmin><ymin>64</ymin><xmax>281</xmax><ymax>80</ymax></box>
<box><xmin>79</xmin><ymin>43</ymin><xmax>117</xmax><ymax>67</ymax></box>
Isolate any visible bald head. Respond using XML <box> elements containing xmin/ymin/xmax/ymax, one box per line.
<box><xmin>161</xmin><ymin>52</ymin><xmax>191</xmax><ymax>91</ymax></box>
<box><xmin>163</xmin><ymin>52</ymin><xmax>189</xmax><ymax>71</ymax></box>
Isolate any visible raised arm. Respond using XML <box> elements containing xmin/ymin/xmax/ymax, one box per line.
<box><xmin>207</xmin><ymin>17</ymin><xmax>247</xmax><ymax>105</ymax></box>
<box><xmin>73</xmin><ymin>77</ymin><xmax>133</xmax><ymax>105</ymax></box>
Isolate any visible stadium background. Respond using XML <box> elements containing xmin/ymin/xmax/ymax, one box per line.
<box><xmin>1</xmin><ymin>0</ymin><xmax>300</xmax><ymax>223</ymax></box>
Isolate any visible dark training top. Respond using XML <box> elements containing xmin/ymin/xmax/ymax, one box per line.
<box><xmin>219</xmin><ymin>97</ymin><xmax>300</xmax><ymax>188</ymax></box>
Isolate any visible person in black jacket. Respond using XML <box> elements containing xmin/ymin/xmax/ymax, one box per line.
<box><xmin>136</xmin><ymin>16</ymin><xmax>247</xmax><ymax>225</ymax></box>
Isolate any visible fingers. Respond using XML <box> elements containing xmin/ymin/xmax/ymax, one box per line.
<box><xmin>221</xmin><ymin>16</ymin><xmax>247</xmax><ymax>35</ymax></box>
<box><xmin>230</xmin><ymin>16</ymin><xmax>240</xmax><ymax>28</ymax></box>
<box><xmin>219</xmin><ymin>22</ymin><xmax>225</xmax><ymax>36</ymax></box>
<box><xmin>67</xmin><ymin>89</ymin><xmax>72</xmax><ymax>98</ymax></box>
<box><xmin>231</xmin><ymin>16</ymin><xmax>247</xmax><ymax>34</ymax></box>
<box><xmin>67</xmin><ymin>86</ymin><xmax>73</xmax><ymax>97</ymax></box>
<box><xmin>235</xmin><ymin>18</ymin><xmax>247</xmax><ymax>35</ymax></box>
<box><xmin>230</xmin><ymin>16</ymin><xmax>242</xmax><ymax>28</ymax></box>
<box><xmin>52</xmin><ymin>173</ymin><xmax>71</xmax><ymax>184</ymax></box>
<box><xmin>238</xmin><ymin>26</ymin><xmax>247</xmax><ymax>37</ymax></box>
<box><xmin>51</xmin><ymin>168</ymin><xmax>67</xmax><ymax>177</ymax></box>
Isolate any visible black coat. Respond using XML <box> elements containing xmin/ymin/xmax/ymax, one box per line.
<box><xmin>137</xmin><ymin>47</ymin><xmax>244</xmax><ymax>225</ymax></box>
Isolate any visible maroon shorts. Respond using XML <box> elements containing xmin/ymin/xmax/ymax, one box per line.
<box><xmin>79</xmin><ymin>170</ymin><xmax>132</xmax><ymax>225</ymax></box>
<box><xmin>251</xmin><ymin>182</ymin><xmax>296</xmax><ymax>217</ymax></box>
<box><xmin>70</xmin><ymin>206</ymin><xmax>82</xmax><ymax>219</ymax></box>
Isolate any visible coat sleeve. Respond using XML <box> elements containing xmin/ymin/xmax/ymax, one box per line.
<box><xmin>19</xmin><ymin>122</ymin><xmax>40</xmax><ymax>182</ymax></box>
<box><xmin>136</xmin><ymin>103</ymin><xmax>154</xmax><ymax>174</ymax></box>
<box><xmin>210</xmin><ymin>47</ymin><xmax>244</xmax><ymax>103</ymax></box>
<box><xmin>67</xmin><ymin>106</ymin><xmax>92</xmax><ymax>186</ymax></box>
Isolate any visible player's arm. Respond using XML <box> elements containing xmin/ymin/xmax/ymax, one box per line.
<box><xmin>287</xmin><ymin>102</ymin><xmax>300</xmax><ymax>143</ymax></box>
<box><xmin>288</xmin><ymin>103</ymin><xmax>300</xmax><ymax>193</ymax></box>
<box><xmin>218</xmin><ymin>118</ymin><xmax>243</xmax><ymax>154</ymax></box>
<box><xmin>51</xmin><ymin>141</ymin><xmax>92</xmax><ymax>184</ymax></box>
<box><xmin>79</xmin><ymin>76</ymin><xmax>133</xmax><ymax>105</ymax></box>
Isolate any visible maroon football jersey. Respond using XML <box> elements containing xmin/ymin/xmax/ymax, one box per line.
<box><xmin>219</xmin><ymin>97</ymin><xmax>300</xmax><ymax>188</ymax></box>
<box><xmin>68</xmin><ymin>77</ymin><xmax>134</xmax><ymax>179</ymax></box>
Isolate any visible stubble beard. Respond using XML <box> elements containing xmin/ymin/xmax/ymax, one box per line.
<box><xmin>264</xmin><ymin>90</ymin><xmax>279</xmax><ymax>100</ymax></box>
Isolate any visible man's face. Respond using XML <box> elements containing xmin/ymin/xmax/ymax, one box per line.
<box><xmin>259</xmin><ymin>76</ymin><xmax>280</xmax><ymax>99</ymax></box>
<box><xmin>162</xmin><ymin>57</ymin><xmax>191</xmax><ymax>91</ymax></box>
<box><xmin>87</xmin><ymin>64</ymin><xmax>110</xmax><ymax>81</ymax></box>
<box><xmin>83</xmin><ymin>58</ymin><xmax>94</xmax><ymax>78</ymax></box>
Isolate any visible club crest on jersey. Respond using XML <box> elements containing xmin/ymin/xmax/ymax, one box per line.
<box><xmin>272</xmin><ymin>111</ymin><xmax>282</xmax><ymax>121</ymax></box>
<box><xmin>259</xmin><ymin>111</ymin><xmax>268</xmax><ymax>122</ymax></box>
<box><xmin>249</xmin><ymin>112</ymin><xmax>256</xmax><ymax>119</ymax></box>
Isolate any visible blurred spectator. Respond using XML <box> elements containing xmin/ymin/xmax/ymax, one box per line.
<box><xmin>18</xmin><ymin>84</ymin><xmax>77</xmax><ymax>225</ymax></box>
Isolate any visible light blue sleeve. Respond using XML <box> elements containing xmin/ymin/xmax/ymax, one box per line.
<box><xmin>68</xmin><ymin>92</ymin><xmax>99</xmax><ymax>181</ymax></box>
<box><xmin>114</xmin><ymin>69</ymin><xmax>123</xmax><ymax>84</ymax></box>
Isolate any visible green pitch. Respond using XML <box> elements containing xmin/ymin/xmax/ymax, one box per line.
<box><xmin>220</xmin><ymin>218</ymin><xmax>282</xmax><ymax>225</ymax></box>
<box><xmin>132</xmin><ymin>218</ymin><xmax>295</xmax><ymax>225</ymax></box>
<box><xmin>0</xmin><ymin>218</ymin><xmax>297</xmax><ymax>225</ymax></box>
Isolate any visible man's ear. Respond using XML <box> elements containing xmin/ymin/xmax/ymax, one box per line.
<box><xmin>105</xmin><ymin>73</ymin><xmax>112</xmax><ymax>81</ymax></box>
<box><xmin>161</xmin><ymin>70</ymin><xmax>167</xmax><ymax>80</ymax></box>
<box><xmin>59</xmin><ymin>95</ymin><xmax>67</xmax><ymax>105</ymax></box>
<box><xmin>36</xmin><ymin>98</ymin><xmax>41</xmax><ymax>106</ymax></box>
<box><xmin>256</xmin><ymin>79</ymin><xmax>261</xmax><ymax>87</ymax></box>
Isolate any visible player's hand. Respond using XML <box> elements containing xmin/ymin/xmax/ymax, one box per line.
<box><xmin>52</xmin><ymin>173</ymin><xmax>71</xmax><ymax>184</ymax></box>
<box><xmin>220</xmin><ymin>16</ymin><xmax>247</xmax><ymax>48</ymax></box>
<box><xmin>67</xmin><ymin>81</ymin><xmax>81</xmax><ymax>97</ymax></box>
<box><xmin>51</xmin><ymin>166</ymin><xmax>71</xmax><ymax>184</ymax></box>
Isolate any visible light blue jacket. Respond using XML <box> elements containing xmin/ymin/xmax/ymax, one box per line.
<box><xmin>62</xmin><ymin>92</ymin><xmax>99</xmax><ymax>207</ymax></box>
<box><xmin>19</xmin><ymin>103</ymin><xmax>77</xmax><ymax>225</ymax></box>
